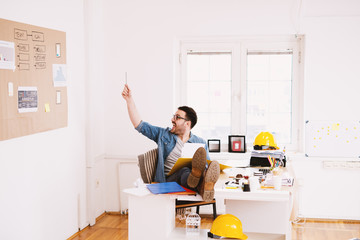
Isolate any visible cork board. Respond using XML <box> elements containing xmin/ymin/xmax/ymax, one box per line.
<box><xmin>0</xmin><ymin>18</ymin><xmax>67</xmax><ymax>141</ymax></box>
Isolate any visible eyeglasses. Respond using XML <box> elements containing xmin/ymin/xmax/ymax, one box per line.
<box><xmin>172</xmin><ymin>114</ymin><xmax>189</xmax><ymax>121</ymax></box>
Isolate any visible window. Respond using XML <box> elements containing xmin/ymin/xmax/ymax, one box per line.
<box><xmin>177</xmin><ymin>37</ymin><xmax>303</xmax><ymax>151</ymax></box>
<box><xmin>246</xmin><ymin>50</ymin><xmax>293</xmax><ymax>145</ymax></box>
<box><xmin>186</xmin><ymin>51</ymin><xmax>232</xmax><ymax>142</ymax></box>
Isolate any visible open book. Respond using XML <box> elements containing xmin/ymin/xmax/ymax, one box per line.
<box><xmin>168</xmin><ymin>158</ymin><xmax>231</xmax><ymax>176</ymax></box>
<box><xmin>167</xmin><ymin>143</ymin><xmax>231</xmax><ymax>176</ymax></box>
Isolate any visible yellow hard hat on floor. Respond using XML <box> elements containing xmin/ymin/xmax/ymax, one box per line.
<box><xmin>208</xmin><ymin>214</ymin><xmax>248</xmax><ymax>239</ymax></box>
<box><xmin>253</xmin><ymin>132</ymin><xmax>279</xmax><ymax>150</ymax></box>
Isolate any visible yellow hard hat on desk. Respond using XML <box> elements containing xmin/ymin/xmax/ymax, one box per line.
<box><xmin>253</xmin><ymin>132</ymin><xmax>279</xmax><ymax>150</ymax></box>
<box><xmin>208</xmin><ymin>214</ymin><xmax>248</xmax><ymax>239</ymax></box>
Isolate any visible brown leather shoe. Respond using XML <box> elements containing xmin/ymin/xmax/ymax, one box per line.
<box><xmin>187</xmin><ymin>147</ymin><xmax>207</xmax><ymax>188</ymax></box>
<box><xmin>198</xmin><ymin>161</ymin><xmax>220</xmax><ymax>202</ymax></box>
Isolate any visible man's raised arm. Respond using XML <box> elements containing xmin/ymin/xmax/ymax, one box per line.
<box><xmin>122</xmin><ymin>84</ymin><xmax>141</xmax><ymax>128</ymax></box>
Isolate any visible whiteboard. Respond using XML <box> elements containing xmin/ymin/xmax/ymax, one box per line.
<box><xmin>305</xmin><ymin>120</ymin><xmax>360</xmax><ymax>158</ymax></box>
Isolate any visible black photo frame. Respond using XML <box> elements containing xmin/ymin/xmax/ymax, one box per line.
<box><xmin>228</xmin><ymin>135</ymin><xmax>246</xmax><ymax>153</ymax></box>
<box><xmin>207</xmin><ymin>139</ymin><xmax>221</xmax><ymax>152</ymax></box>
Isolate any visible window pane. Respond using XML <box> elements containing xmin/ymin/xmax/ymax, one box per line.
<box><xmin>187</xmin><ymin>81</ymin><xmax>209</xmax><ymax>112</ymax></box>
<box><xmin>247</xmin><ymin>113</ymin><xmax>291</xmax><ymax>145</ymax></box>
<box><xmin>246</xmin><ymin>53</ymin><xmax>293</xmax><ymax>146</ymax></box>
<box><xmin>193</xmin><ymin>112</ymin><xmax>231</xmax><ymax>143</ymax></box>
<box><xmin>187</xmin><ymin>52</ymin><xmax>231</xmax><ymax>143</ymax></box>
<box><xmin>268</xmin><ymin>113</ymin><xmax>291</xmax><ymax>143</ymax></box>
<box><xmin>187</xmin><ymin>55</ymin><xmax>209</xmax><ymax>82</ymax></box>
<box><xmin>269</xmin><ymin>55</ymin><xmax>293</xmax><ymax>81</ymax></box>
<box><xmin>247</xmin><ymin>56</ymin><xmax>270</xmax><ymax>81</ymax></box>
<box><xmin>268</xmin><ymin>81</ymin><xmax>291</xmax><ymax>112</ymax></box>
<box><xmin>210</xmin><ymin>54</ymin><xmax>231</xmax><ymax>82</ymax></box>
<box><xmin>209</xmin><ymin>82</ymin><xmax>231</xmax><ymax>112</ymax></box>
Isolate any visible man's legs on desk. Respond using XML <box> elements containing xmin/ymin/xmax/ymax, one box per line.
<box><xmin>167</xmin><ymin>147</ymin><xmax>220</xmax><ymax>202</ymax></box>
<box><xmin>197</xmin><ymin>160</ymin><xmax>220</xmax><ymax>201</ymax></box>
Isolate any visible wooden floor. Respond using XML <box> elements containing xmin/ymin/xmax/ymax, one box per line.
<box><xmin>69</xmin><ymin>212</ymin><xmax>360</xmax><ymax>240</ymax></box>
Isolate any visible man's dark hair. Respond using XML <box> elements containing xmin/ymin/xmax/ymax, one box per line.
<box><xmin>178</xmin><ymin>106</ymin><xmax>197</xmax><ymax>129</ymax></box>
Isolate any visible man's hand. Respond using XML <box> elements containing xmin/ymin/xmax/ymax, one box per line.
<box><xmin>122</xmin><ymin>84</ymin><xmax>132</xmax><ymax>101</ymax></box>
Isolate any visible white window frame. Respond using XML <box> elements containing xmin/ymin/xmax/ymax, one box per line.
<box><xmin>175</xmin><ymin>36</ymin><xmax>304</xmax><ymax>152</ymax></box>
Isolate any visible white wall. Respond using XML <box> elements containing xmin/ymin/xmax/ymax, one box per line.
<box><xmin>84</xmin><ymin>0</ymin><xmax>106</xmax><ymax>226</ymax></box>
<box><xmin>303</xmin><ymin>16</ymin><xmax>360</xmax><ymax>121</ymax></box>
<box><xmin>0</xmin><ymin>0</ymin><xmax>90</xmax><ymax>239</ymax></box>
<box><xmin>290</xmin><ymin>155</ymin><xmax>360</xmax><ymax>220</ymax></box>
<box><xmin>102</xmin><ymin>0</ymin><xmax>360</xmax><ymax>219</ymax></box>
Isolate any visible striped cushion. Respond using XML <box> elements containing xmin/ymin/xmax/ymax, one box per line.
<box><xmin>138</xmin><ymin>148</ymin><xmax>158</xmax><ymax>184</ymax></box>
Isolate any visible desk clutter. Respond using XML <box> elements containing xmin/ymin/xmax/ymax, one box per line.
<box><xmin>222</xmin><ymin>166</ymin><xmax>294</xmax><ymax>192</ymax></box>
<box><xmin>250</xmin><ymin>149</ymin><xmax>287</xmax><ymax>167</ymax></box>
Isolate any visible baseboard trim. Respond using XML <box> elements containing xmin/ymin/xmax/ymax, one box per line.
<box><xmin>67</xmin><ymin>224</ymin><xmax>90</xmax><ymax>240</ymax></box>
<box><xmin>295</xmin><ymin>217</ymin><xmax>360</xmax><ymax>223</ymax></box>
<box><xmin>67</xmin><ymin>211</ymin><xmax>111</xmax><ymax>240</ymax></box>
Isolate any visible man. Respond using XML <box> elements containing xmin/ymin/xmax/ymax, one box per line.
<box><xmin>122</xmin><ymin>84</ymin><xmax>220</xmax><ymax>202</ymax></box>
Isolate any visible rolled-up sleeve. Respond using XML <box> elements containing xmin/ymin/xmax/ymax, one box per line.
<box><xmin>135</xmin><ymin>120</ymin><xmax>145</xmax><ymax>132</ymax></box>
<box><xmin>135</xmin><ymin>121</ymin><xmax>165</xmax><ymax>142</ymax></box>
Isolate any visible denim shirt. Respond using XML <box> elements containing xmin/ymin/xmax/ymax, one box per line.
<box><xmin>135</xmin><ymin>121</ymin><xmax>210</xmax><ymax>183</ymax></box>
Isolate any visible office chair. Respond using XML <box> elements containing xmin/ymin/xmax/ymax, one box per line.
<box><xmin>137</xmin><ymin>148</ymin><xmax>217</xmax><ymax>219</ymax></box>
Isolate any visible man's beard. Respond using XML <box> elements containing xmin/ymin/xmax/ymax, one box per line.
<box><xmin>170</xmin><ymin>123</ymin><xmax>184</xmax><ymax>135</ymax></box>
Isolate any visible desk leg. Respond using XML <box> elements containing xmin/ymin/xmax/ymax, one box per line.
<box><xmin>128</xmin><ymin>194</ymin><xmax>175</xmax><ymax>240</ymax></box>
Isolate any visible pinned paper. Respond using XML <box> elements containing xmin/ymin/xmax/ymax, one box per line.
<box><xmin>18</xmin><ymin>86</ymin><xmax>38</xmax><ymax>113</ymax></box>
<box><xmin>55</xmin><ymin>43</ymin><xmax>61</xmax><ymax>57</ymax></box>
<box><xmin>53</xmin><ymin>64</ymin><xmax>67</xmax><ymax>87</ymax></box>
<box><xmin>56</xmin><ymin>91</ymin><xmax>61</xmax><ymax>104</ymax></box>
<box><xmin>0</xmin><ymin>40</ymin><xmax>16</xmax><ymax>70</ymax></box>
<box><xmin>8</xmin><ymin>82</ymin><xmax>13</xmax><ymax>96</ymax></box>
<box><xmin>332</xmin><ymin>123</ymin><xmax>340</xmax><ymax>131</ymax></box>
<box><xmin>45</xmin><ymin>103</ymin><xmax>50</xmax><ymax>112</ymax></box>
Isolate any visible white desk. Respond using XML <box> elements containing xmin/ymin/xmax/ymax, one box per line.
<box><xmin>215</xmin><ymin>188</ymin><xmax>293</xmax><ymax>240</ymax></box>
<box><xmin>123</xmin><ymin>188</ymin><xmax>176</xmax><ymax>240</ymax></box>
<box><xmin>214</xmin><ymin>165</ymin><xmax>295</xmax><ymax>240</ymax></box>
<box><xmin>123</xmin><ymin>187</ymin><xmax>288</xmax><ymax>240</ymax></box>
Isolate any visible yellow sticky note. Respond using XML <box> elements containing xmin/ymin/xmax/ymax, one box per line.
<box><xmin>45</xmin><ymin>103</ymin><xmax>50</xmax><ymax>112</ymax></box>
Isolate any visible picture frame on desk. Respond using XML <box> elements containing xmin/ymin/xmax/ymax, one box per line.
<box><xmin>208</xmin><ymin>139</ymin><xmax>221</xmax><ymax>152</ymax></box>
<box><xmin>228</xmin><ymin>135</ymin><xmax>246</xmax><ymax>153</ymax></box>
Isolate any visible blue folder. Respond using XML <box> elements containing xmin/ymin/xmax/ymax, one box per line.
<box><xmin>147</xmin><ymin>182</ymin><xmax>186</xmax><ymax>194</ymax></box>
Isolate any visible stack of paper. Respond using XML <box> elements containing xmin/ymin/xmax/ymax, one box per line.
<box><xmin>250</xmin><ymin>150</ymin><xmax>286</xmax><ymax>167</ymax></box>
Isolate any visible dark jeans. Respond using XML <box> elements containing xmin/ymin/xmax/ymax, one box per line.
<box><xmin>166</xmin><ymin>167</ymin><xmax>194</xmax><ymax>190</ymax></box>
